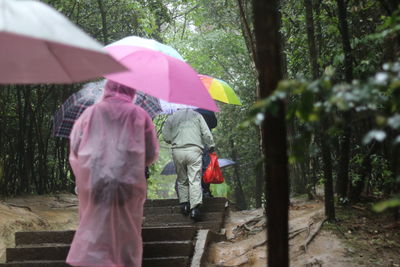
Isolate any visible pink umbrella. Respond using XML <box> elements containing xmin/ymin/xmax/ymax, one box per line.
<box><xmin>104</xmin><ymin>46</ymin><xmax>218</xmax><ymax>112</ymax></box>
<box><xmin>0</xmin><ymin>0</ymin><xmax>125</xmax><ymax>84</ymax></box>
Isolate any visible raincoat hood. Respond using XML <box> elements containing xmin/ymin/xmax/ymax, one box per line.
<box><xmin>103</xmin><ymin>80</ymin><xmax>136</xmax><ymax>101</ymax></box>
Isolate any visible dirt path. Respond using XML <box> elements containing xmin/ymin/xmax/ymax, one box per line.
<box><xmin>206</xmin><ymin>198</ymin><xmax>361</xmax><ymax>267</ymax></box>
<box><xmin>1</xmin><ymin>194</ymin><xmax>397</xmax><ymax>266</ymax></box>
<box><xmin>0</xmin><ymin>194</ymin><xmax>78</xmax><ymax>262</ymax></box>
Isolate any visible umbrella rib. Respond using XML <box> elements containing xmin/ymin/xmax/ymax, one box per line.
<box><xmin>46</xmin><ymin>41</ymin><xmax>75</xmax><ymax>82</ymax></box>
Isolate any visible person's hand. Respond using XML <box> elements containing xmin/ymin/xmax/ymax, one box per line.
<box><xmin>209</xmin><ymin>146</ymin><xmax>215</xmax><ymax>153</ymax></box>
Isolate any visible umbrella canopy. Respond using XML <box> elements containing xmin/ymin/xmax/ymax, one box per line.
<box><xmin>104</xmin><ymin>44</ymin><xmax>218</xmax><ymax>112</ymax></box>
<box><xmin>199</xmin><ymin>75</ymin><xmax>242</xmax><ymax>105</ymax></box>
<box><xmin>52</xmin><ymin>80</ymin><xmax>162</xmax><ymax>138</ymax></box>
<box><xmin>194</xmin><ymin>108</ymin><xmax>217</xmax><ymax>130</ymax></box>
<box><xmin>106</xmin><ymin>36</ymin><xmax>184</xmax><ymax>61</ymax></box>
<box><xmin>218</xmin><ymin>158</ymin><xmax>236</xmax><ymax>168</ymax></box>
<box><xmin>161</xmin><ymin>158</ymin><xmax>236</xmax><ymax>176</ymax></box>
<box><xmin>158</xmin><ymin>99</ymin><xmax>197</xmax><ymax>115</ymax></box>
<box><xmin>105</xmin><ymin>36</ymin><xmax>198</xmax><ymax>114</ymax></box>
<box><xmin>0</xmin><ymin>0</ymin><xmax>125</xmax><ymax>84</ymax></box>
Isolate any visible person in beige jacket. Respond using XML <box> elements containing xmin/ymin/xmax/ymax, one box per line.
<box><xmin>162</xmin><ymin>108</ymin><xmax>215</xmax><ymax>221</ymax></box>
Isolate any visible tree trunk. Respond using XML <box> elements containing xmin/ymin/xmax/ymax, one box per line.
<box><xmin>16</xmin><ymin>86</ymin><xmax>28</xmax><ymax>194</ymax></box>
<box><xmin>336</xmin><ymin>0</ymin><xmax>353</xmax><ymax>82</ymax></box>
<box><xmin>255</xmin><ymin>127</ymin><xmax>265</xmax><ymax>208</ymax></box>
<box><xmin>336</xmin><ymin>0</ymin><xmax>353</xmax><ymax>201</ymax></box>
<box><xmin>319</xmin><ymin>123</ymin><xmax>336</xmax><ymax>221</ymax></box>
<box><xmin>229</xmin><ymin>138</ymin><xmax>247</xmax><ymax>210</ymax></box>
<box><xmin>304</xmin><ymin>0</ymin><xmax>322</xmax><ymax>201</ymax></box>
<box><xmin>97</xmin><ymin>0</ymin><xmax>109</xmax><ymax>44</ymax></box>
<box><xmin>237</xmin><ymin>0</ymin><xmax>257</xmax><ymax>67</ymax></box>
<box><xmin>314</xmin><ymin>0</ymin><xmax>323</xmax><ymax>62</ymax></box>
<box><xmin>252</xmin><ymin>1</ymin><xmax>289</xmax><ymax>266</ymax></box>
<box><xmin>255</xmin><ymin>161</ymin><xmax>264</xmax><ymax>207</ymax></box>
<box><xmin>337</xmin><ymin>112</ymin><xmax>351</xmax><ymax>200</ymax></box>
<box><xmin>304</xmin><ymin>0</ymin><xmax>319</xmax><ymax>79</ymax></box>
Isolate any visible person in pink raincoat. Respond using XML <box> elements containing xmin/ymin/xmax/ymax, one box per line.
<box><xmin>66</xmin><ymin>80</ymin><xmax>159</xmax><ymax>267</ymax></box>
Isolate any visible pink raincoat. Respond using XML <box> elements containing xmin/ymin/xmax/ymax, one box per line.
<box><xmin>66</xmin><ymin>81</ymin><xmax>159</xmax><ymax>267</ymax></box>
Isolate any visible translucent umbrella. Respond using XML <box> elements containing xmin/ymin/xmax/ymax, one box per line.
<box><xmin>0</xmin><ymin>0</ymin><xmax>125</xmax><ymax>84</ymax></box>
<box><xmin>52</xmin><ymin>80</ymin><xmax>162</xmax><ymax>138</ymax></box>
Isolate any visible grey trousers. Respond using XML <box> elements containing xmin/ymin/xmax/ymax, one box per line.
<box><xmin>172</xmin><ymin>147</ymin><xmax>203</xmax><ymax>209</ymax></box>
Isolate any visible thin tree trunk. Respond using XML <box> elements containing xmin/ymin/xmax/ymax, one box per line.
<box><xmin>304</xmin><ymin>0</ymin><xmax>323</xmax><ymax>201</ymax></box>
<box><xmin>336</xmin><ymin>0</ymin><xmax>353</xmax><ymax>82</ymax></box>
<box><xmin>237</xmin><ymin>0</ymin><xmax>257</xmax><ymax>66</ymax></box>
<box><xmin>304</xmin><ymin>0</ymin><xmax>319</xmax><ymax>79</ymax></box>
<box><xmin>97</xmin><ymin>0</ymin><xmax>109</xmax><ymax>44</ymax></box>
<box><xmin>16</xmin><ymin>86</ymin><xmax>28</xmax><ymax>194</ymax></box>
<box><xmin>236</xmin><ymin>0</ymin><xmax>265</xmax><ymax>209</ymax></box>
<box><xmin>255</xmin><ymin>127</ymin><xmax>265</xmax><ymax>208</ymax></box>
<box><xmin>313</xmin><ymin>1</ymin><xmax>335</xmax><ymax>212</ymax></box>
<box><xmin>319</xmin><ymin>123</ymin><xmax>336</xmax><ymax>221</ymax></box>
<box><xmin>336</xmin><ymin>0</ymin><xmax>353</xmax><ymax>201</ymax></box>
<box><xmin>255</xmin><ymin>161</ymin><xmax>264</xmax><ymax>207</ymax></box>
<box><xmin>253</xmin><ymin>1</ymin><xmax>289</xmax><ymax>266</ymax></box>
<box><xmin>229</xmin><ymin>138</ymin><xmax>247</xmax><ymax>210</ymax></box>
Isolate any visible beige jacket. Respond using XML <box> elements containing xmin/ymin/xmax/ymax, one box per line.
<box><xmin>162</xmin><ymin>109</ymin><xmax>215</xmax><ymax>149</ymax></box>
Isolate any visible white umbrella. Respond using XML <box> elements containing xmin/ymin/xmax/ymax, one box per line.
<box><xmin>158</xmin><ymin>99</ymin><xmax>197</xmax><ymax>115</ymax></box>
<box><xmin>0</xmin><ymin>0</ymin><xmax>125</xmax><ymax>84</ymax></box>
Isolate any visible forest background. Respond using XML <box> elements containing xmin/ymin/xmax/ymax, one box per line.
<box><xmin>0</xmin><ymin>0</ymin><xmax>399</xmax><ymax>219</ymax></box>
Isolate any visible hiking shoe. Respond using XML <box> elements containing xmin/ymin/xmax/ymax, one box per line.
<box><xmin>190</xmin><ymin>206</ymin><xmax>202</xmax><ymax>222</ymax></box>
<box><xmin>180</xmin><ymin>202</ymin><xmax>190</xmax><ymax>216</ymax></box>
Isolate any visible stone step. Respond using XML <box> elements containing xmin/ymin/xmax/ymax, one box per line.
<box><xmin>143</xmin><ymin>241</ymin><xmax>193</xmax><ymax>258</ymax></box>
<box><xmin>145</xmin><ymin>221</ymin><xmax>223</xmax><ymax>233</ymax></box>
<box><xmin>144</xmin><ymin>197</ymin><xmax>227</xmax><ymax>207</ymax></box>
<box><xmin>144</xmin><ymin>202</ymin><xmax>226</xmax><ymax>216</ymax></box>
<box><xmin>0</xmin><ymin>260</ymin><xmax>68</xmax><ymax>267</ymax></box>
<box><xmin>15</xmin><ymin>226</ymin><xmax>197</xmax><ymax>246</ymax></box>
<box><xmin>0</xmin><ymin>256</ymin><xmax>190</xmax><ymax>267</ymax></box>
<box><xmin>6</xmin><ymin>245</ymin><xmax>69</xmax><ymax>262</ymax></box>
<box><xmin>143</xmin><ymin>256</ymin><xmax>190</xmax><ymax>267</ymax></box>
<box><xmin>2</xmin><ymin>198</ymin><xmax>228</xmax><ymax>267</ymax></box>
<box><xmin>7</xmin><ymin>241</ymin><xmax>193</xmax><ymax>262</ymax></box>
<box><xmin>143</xmin><ymin>226</ymin><xmax>196</xmax><ymax>242</ymax></box>
<box><xmin>143</xmin><ymin>211</ymin><xmax>224</xmax><ymax>225</ymax></box>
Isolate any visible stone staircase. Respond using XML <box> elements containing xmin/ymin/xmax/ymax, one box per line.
<box><xmin>0</xmin><ymin>197</ymin><xmax>228</xmax><ymax>267</ymax></box>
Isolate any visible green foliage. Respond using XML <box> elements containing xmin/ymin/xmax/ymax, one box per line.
<box><xmin>210</xmin><ymin>182</ymin><xmax>230</xmax><ymax>198</ymax></box>
<box><xmin>2</xmin><ymin>0</ymin><xmax>400</xmax><ymax>214</ymax></box>
<box><xmin>244</xmin><ymin>56</ymin><xmax>400</xmax><ymax>203</ymax></box>
<box><xmin>373</xmin><ymin>196</ymin><xmax>400</xmax><ymax>212</ymax></box>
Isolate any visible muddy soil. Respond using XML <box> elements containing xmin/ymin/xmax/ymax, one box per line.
<box><xmin>206</xmin><ymin>198</ymin><xmax>361</xmax><ymax>267</ymax></box>
<box><xmin>206</xmin><ymin>197</ymin><xmax>400</xmax><ymax>267</ymax></box>
<box><xmin>0</xmin><ymin>194</ymin><xmax>78</xmax><ymax>262</ymax></box>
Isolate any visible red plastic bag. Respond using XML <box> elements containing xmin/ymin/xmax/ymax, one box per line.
<box><xmin>202</xmin><ymin>152</ymin><xmax>224</xmax><ymax>184</ymax></box>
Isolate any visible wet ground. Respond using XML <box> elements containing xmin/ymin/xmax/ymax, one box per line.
<box><xmin>206</xmin><ymin>198</ymin><xmax>357</xmax><ymax>266</ymax></box>
<box><xmin>0</xmin><ymin>194</ymin><xmax>78</xmax><ymax>262</ymax></box>
<box><xmin>0</xmin><ymin>193</ymin><xmax>399</xmax><ymax>266</ymax></box>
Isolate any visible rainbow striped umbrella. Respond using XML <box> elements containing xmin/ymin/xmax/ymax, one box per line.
<box><xmin>199</xmin><ymin>75</ymin><xmax>241</xmax><ymax>105</ymax></box>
